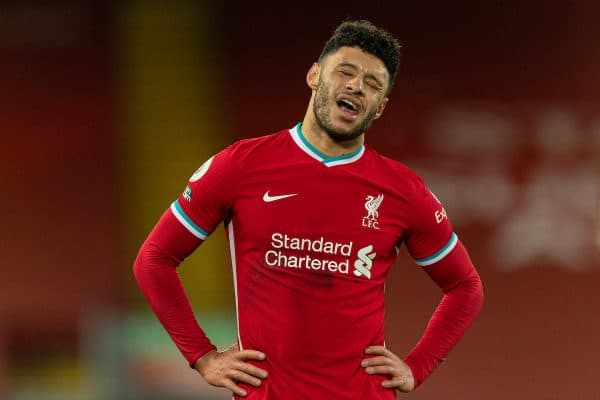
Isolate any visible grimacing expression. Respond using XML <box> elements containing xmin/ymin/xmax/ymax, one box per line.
<box><xmin>312</xmin><ymin>46</ymin><xmax>389</xmax><ymax>142</ymax></box>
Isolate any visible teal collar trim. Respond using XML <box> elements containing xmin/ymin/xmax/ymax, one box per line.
<box><xmin>289</xmin><ymin>123</ymin><xmax>365</xmax><ymax>167</ymax></box>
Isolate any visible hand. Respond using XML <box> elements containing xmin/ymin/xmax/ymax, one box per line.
<box><xmin>194</xmin><ymin>343</ymin><xmax>268</xmax><ymax>397</ymax></box>
<box><xmin>362</xmin><ymin>346</ymin><xmax>415</xmax><ymax>393</ymax></box>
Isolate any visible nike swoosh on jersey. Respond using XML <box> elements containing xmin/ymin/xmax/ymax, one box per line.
<box><xmin>263</xmin><ymin>191</ymin><xmax>298</xmax><ymax>202</ymax></box>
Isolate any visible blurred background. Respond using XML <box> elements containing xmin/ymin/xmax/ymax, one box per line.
<box><xmin>1</xmin><ymin>1</ymin><xmax>598</xmax><ymax>399</ymax></box>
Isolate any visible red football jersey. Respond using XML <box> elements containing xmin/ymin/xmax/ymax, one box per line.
<box><xmin>172</xmin><ymin>123</ymin><xmax>457</xmax><ymax>400</ymax></box>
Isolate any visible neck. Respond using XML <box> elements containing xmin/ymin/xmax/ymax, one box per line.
<box><xmin>300</xmin><ymin>112</ymin><xmax>364</xmax><ymax>158</ymax></box>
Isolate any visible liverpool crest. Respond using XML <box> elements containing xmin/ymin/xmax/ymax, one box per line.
<box><xmin>362</xmin><ymin>194</ymin><xmax>384</xmax><ymax>230</ymax></box>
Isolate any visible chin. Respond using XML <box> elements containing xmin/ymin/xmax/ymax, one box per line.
<box><xmin>326</xmin><ymin>125</ymin><xmax>362</xmax><ymax>142</ymax></box>
<box><xmin>329</xmin><ymin>118</ymin><xmax>355</xmax><ymax>131</ymax></box>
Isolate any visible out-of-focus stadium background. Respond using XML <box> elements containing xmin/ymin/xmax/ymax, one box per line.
<box><xmin>1</xmin><ymin>1</ymin><xmax>598</xmax><ymax>399</ymax></box>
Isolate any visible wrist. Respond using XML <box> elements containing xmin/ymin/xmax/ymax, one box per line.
<box><xmin>403</xmin><ymin>354</ymin><xmax>423</xmax><ymax>388</ymax></box>
<box><xmin>193</xmin><ymin>349</ymin><xmax>218</xmax><ymax>376</ymax></box>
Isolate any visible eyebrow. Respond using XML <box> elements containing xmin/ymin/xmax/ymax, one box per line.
<box><xmin>337</xmin><ymin>62</ymin><xmax>385</xmax><ymax>88</ymax></box>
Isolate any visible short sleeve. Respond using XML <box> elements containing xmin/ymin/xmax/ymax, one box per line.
<box><xmin>169</xmin><ymin>144</ymin><xmax>239</xmax><ymax>240</ymax></box>
<box><xmin>404</xmin><ymin>178</ymin><xmax>457</xmax><ymax>267</ymax></box>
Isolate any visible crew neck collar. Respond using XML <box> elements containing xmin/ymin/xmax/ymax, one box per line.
<box><xmin>288</xmin><ymin>123</ymin><xmax>365</xmax><ymax>167</ymax></box>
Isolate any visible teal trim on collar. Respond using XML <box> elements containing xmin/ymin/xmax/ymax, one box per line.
<box><xmin>296</xmin><ymin>123</ymin><xmax>364</xmax><ymax>164</ymax></box>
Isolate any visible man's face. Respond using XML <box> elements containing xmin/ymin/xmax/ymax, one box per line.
<box><xmin>310</xmin><ymin>46</ymin><xmax>390</xmax><ymax>142</ymax></box>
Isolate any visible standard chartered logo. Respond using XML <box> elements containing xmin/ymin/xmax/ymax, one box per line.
<box><xmin>264</xmin><ymin>233</ymin><xmax>353</xmax><ymax>274</ymax></box>
<box><xmin>263</xmin><ymin>233</ymin><xmax>376</xmax><ymax>279</ymax></box>
<box><xmin>353</xmin><ymin>245</ymin><xmax>376</xmax><ymax>279</ymax></box>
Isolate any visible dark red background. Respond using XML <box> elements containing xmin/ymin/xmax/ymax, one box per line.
<box><xmin>0</xmin><ymin>2</ymin><xmax>598</xmax><ymax>399</ymax></box>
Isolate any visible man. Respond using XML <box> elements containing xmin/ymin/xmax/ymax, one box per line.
<box><xmin>134</xmin><ymin>20</ymin><xmax>484</xmax><ymax>399</ymax></box>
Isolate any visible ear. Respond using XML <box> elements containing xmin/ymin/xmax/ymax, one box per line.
<box><xmin>374</xmin><ymin>97</ymin><xmax>389</xmax><ymax>120</ymax></box>
<box><xmin>306</xmin><ymin>63</ymin><xmax>320</xmax><ymax>90</ymax></box>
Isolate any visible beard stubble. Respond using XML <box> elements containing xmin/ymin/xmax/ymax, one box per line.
<box><xmin>312</xmin><ymin>78</ymin><xmax>378</xmax><ymax>143</ymax></box>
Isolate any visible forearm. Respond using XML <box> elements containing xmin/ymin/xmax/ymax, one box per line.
<box><xmin>404</xmin><ymin>242</ymin><xmax>484</xmax><ymax>387</ymax></box>
<box><xmin>133</xmin><ymin>210</ymin><xmax>216</xmax><ymax>366</ymax></box>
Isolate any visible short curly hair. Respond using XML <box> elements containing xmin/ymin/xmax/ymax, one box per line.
<box><xmin>318</xmin><ymin>20</ymin><xmax>401</xmax><ymax>95</ymax></box>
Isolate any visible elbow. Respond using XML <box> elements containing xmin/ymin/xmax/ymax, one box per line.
<box><xmin>451</xmin><ymin>267</ymin><xmax>484</xmax><ymax>315</ymax></box>
<box><xmin>133</xmin><ymin>239</ymin><xmax>156</xmax><ymax>286</ymax></box>
<box><xmin>132</xmin><ymin>240</ymin><xmax>178</xmax><ymax>285</ymax></box>
<box><xmin>132</xmin><ymin>245</ymin><xmax>146</xmax><ymax>286</ymax></box>
<box><xmin>471</xmin><ymin>269</ymin><xmax>484</xmax><ymax>314</ymax></box>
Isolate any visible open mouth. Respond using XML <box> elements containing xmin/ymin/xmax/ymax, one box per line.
<box><xmin>336</xmin><ymin>98</ymin><xmax>360</xmax><ymax>117</ymax></box>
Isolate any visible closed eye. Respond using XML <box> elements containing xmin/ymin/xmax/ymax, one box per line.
<box><xmin>366</xmin><ymin>77</ymin><xmax>383</xmax><ymax>91</ymax></box>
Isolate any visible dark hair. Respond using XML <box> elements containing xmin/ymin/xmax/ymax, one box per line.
<box><xmin>318</xmin><ymin>20</ymin><xmax>401</xmax><ymax>94</ymax></box>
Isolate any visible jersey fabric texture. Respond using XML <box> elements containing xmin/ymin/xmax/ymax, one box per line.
<box><xmin>180</xmin><ymin>123</ymin><xmax>451</xmax><ymax>398</ymax></box>
<box><xmin>134</xmin><ymin>123</ymin><xmax>484</xmax><ymax>400</ymax></box>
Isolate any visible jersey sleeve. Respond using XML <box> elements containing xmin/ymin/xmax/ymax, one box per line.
<box><xmin>402</xmin><ymin>178</ymin><xmax>484</xmax><ymax>387</ymax></box>
<box><xmin>404</xmin><ymin>178</ymin><xmax>457</xmax><ymax>266</ymax></box>
<box><xmin>170</xmin><ymin>144</ymin><xmax>240</xmax><ymax>240</ymax></box>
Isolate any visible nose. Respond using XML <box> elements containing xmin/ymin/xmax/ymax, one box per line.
<box><xmin>345</xmin><ymin>75</ymin><xmax>364</xmax><ymax>95</ymax></box>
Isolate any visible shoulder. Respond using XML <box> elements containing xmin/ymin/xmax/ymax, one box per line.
<box><xmin>364</xmin><ymin>146</ymin><xmax>426</xmax><ymax>193</ymax></box>
<box><xmin>225</xmin><ymin>128</ymin><xmax>290</xmax><ymax>159</ymax></box>
<box><xmin>187</xmin><ymin>129</ymin><xmax>288</xmax><ymax>183</ymax></box>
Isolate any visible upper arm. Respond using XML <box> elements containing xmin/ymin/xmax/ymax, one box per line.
<box><xmin>137</xmin><ymin>144</ymin><xmax>241</xmax><ymax>264</ymax></box>
<box><xmin>404</xmin><ymin>180</ymin><xmax>457</xmax><ymax>267</ymax></box>
<box><xmin>170</xmin><ymin>144</ymin><xmax>240</xmax><ymax>241</ymax></box>
<box><xmin>402</xmin><ymin>179</ymin><xmax>481</xmax><ymax>291</ymax></box>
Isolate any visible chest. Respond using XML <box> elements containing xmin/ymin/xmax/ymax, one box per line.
<box><xmin>231</xmin><ymin>160</ymin><xmax>407</xmax><ymax>261</ymax></box>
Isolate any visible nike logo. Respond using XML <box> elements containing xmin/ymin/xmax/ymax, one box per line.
<box><xmin>263</xmin><ymin>191</ymin><xmax>298</xmax><ymax>202</ymax></box>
